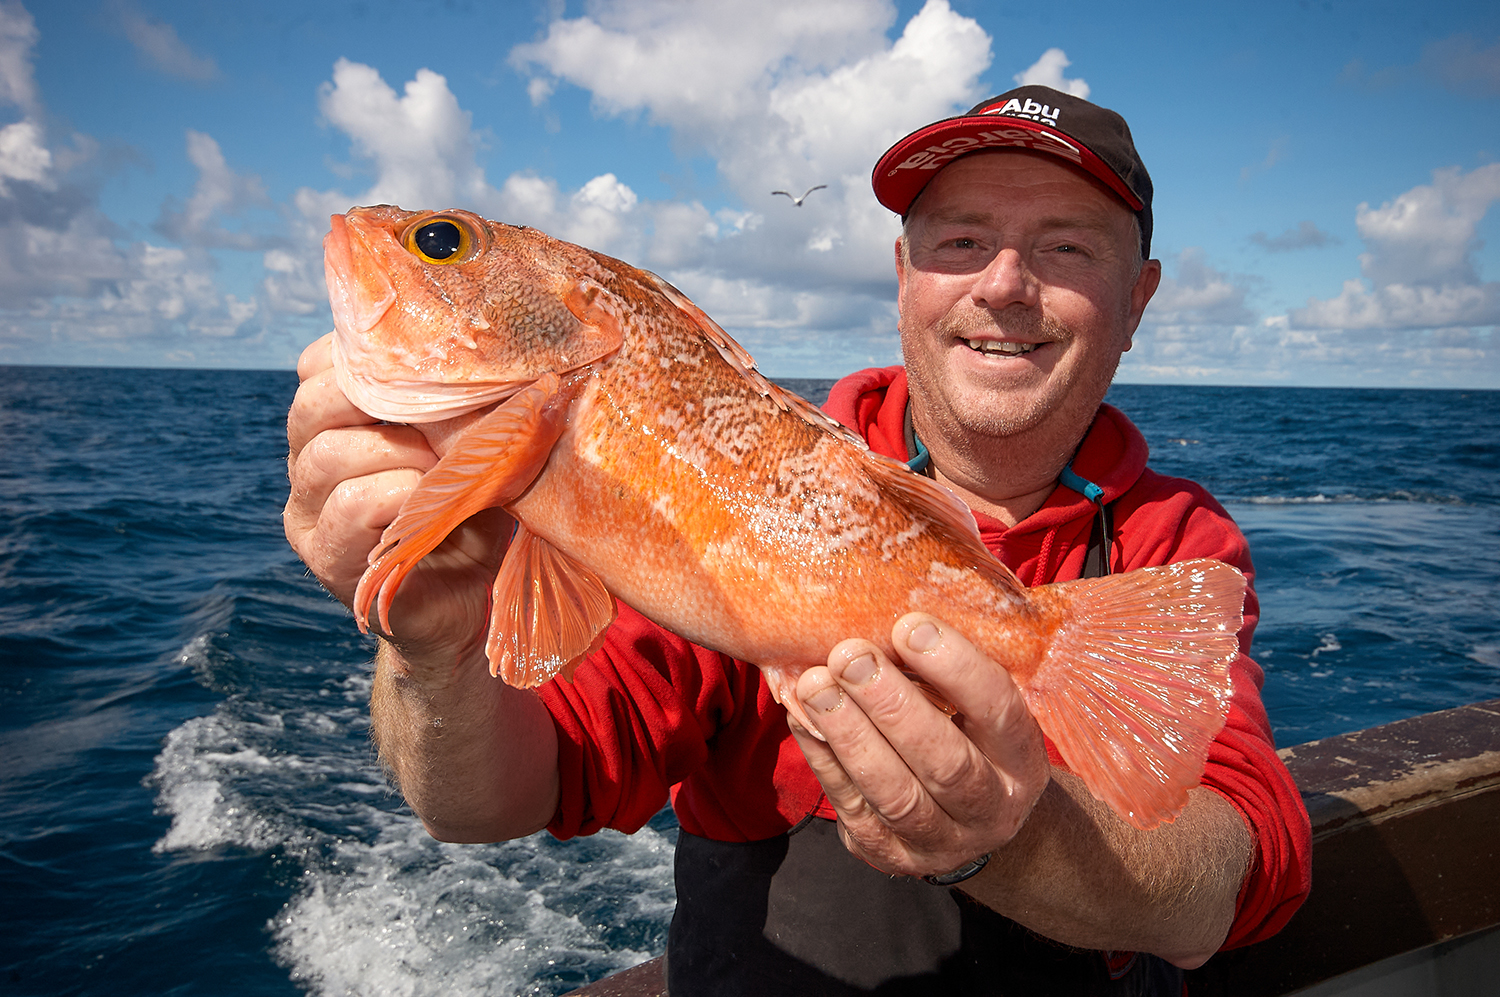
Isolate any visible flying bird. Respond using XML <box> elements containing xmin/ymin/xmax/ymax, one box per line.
<box><xmin>771</xmin><ymin>185</ymin><xmax>826</xmax><ymax>206</ymax></box>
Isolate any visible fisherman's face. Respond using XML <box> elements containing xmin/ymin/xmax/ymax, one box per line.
<box><xmin>896</xmin><ymin>151</ymin><xmax>1160</xmax><ymax>449</ymax></box>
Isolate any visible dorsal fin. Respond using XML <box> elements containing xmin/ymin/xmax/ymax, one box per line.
<box><xmin>858</xmin><ymin>447</ymin><xmax>1028</xmax><ymax>596</ymax></box>
<box><xmin>643</xmin><ymin>270</ymin><xmax>869</xmax><ymax>451</ymax></box>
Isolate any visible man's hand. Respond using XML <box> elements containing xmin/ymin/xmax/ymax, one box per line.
<box><xmin>791</xmin><ymin>612</ymin><xmax>1250</xmax><ymax>965</ymax></box>
<box><xmin>283</xmin><ymin>332</ymin><xmax>559</xmax><ymax>841</ymax></box>
<box><xmin>282</xmin><ymin>332</ymin><xmax>509</xmax><ymax>676</ymax></box>
<box><xmin>788</xmin><ymin>613</ymin><xmax>1051</xmax><ymax>879</ymax></box>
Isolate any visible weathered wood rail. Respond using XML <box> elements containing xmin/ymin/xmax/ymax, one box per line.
<box><xmin>565</xmin><ymin>698</ymin><xmax>1500</xmax><ymax>996</ymax></box>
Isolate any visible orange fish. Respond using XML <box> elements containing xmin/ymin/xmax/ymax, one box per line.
<box><xmin>323</xmin><ymin>205</ymin><xmax>1245</xmax><ymax>830</ymax></box>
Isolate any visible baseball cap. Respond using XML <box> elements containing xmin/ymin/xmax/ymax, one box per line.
<box><xmin>872</xmin><ymin>86</ymin><xmax>1154</xmax><ymax>257</ymax></box>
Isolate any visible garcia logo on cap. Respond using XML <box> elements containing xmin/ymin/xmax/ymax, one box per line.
<box><xmin>885</xmin><ymin>127</ymin><xmax>1083</xmax><ymax>176</ymax></box>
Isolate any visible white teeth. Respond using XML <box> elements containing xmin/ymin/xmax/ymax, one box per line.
<box><xmin>965</xmin><ymin>339</ymin><xmax>1038</xmax><ymax>355</ymax></box>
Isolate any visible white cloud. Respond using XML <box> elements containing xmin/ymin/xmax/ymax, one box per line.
<box><xmin>154</xmin><ymin>130</ymin><xmax>275</xmax><ymax>250</ymax></box>
<box><xmin>1013</xmin><ymin>47</ymin><xmax>1089</xmax><ymax>98</ymax></box>
<box><xmin>317</xmin><ymin>59</ymin><xmax>488</xmax><ymax>212</ymax></box>
<box><xmin>1239</xmin><ymin>136</ymin><xmax>1288</xmax><ymax>183</ymax></box>
<box><xmin>1250</xmin><ymin>221</ymin><xmax>1339</xmax><ymax>252</ymax></box>
<box><xmin>1118</xmin><ymin>185</ymin><xmax>1500</xmax><ymax>387</ymax></box>
<box><xmin>115</xmin><ymin>2</ymin><xmax>219</xmax><ymax>82</ymax></box>
<box><xmin>1344</xmin><ymin>33</ymin><xmax>1500</xmax><ymax>97</ymax></box>
<box><xmin>0</xmin><ymin>4</ymin><xmax>276</xmax><ymax>367</ymax></box>
<box><xmin>0</xmin><ymin>4</ymin><xmax>46</xmax><ymax>197</ymax></box>
<box><xmin>511</xmin><ymin>0</ymin><xmax>989</xmax><ymax>244</ymax></box>
<box><xmin>290</xmin><ymin>59</ymin><xmax>652</xmax><ymax>255</ymax></box>
<box><xmin>0</xmin><ymin>118</ymin><xmax>48</xmax><ymax>192</ymax></box>
<box><xmin>1419</xmin><ymin>34</ymin><xmax>1500</xmax><ymax>96</ymax></box>
<box><xmin>0</xmin><ymin>1</ymin><xmax>39</xmax><ymax>115</ymax></box>
<box><xmin>1290</xmin><ymin>163</ymin><xmax>1500</xmax><ymax>329</ymax></box>
<box><xmin>1146</xmin><ymin>249</ymin><xmax>1256</xmax><ymax>327</ymax></box>
<box><xmin>261</xmin><ymin>248</ymin><xmax>323</xmax><ymax>317</ymax></box>
<box><xmin>507</xmin><ymin>0</ymin><xmax>991</xmax><ymax>364</ymax></box>
<box><xmin>510</xmin><ymin>0</ymin><xmax>900</xmax><ymax>133</ymax></box>
<box><xmin>1120</xmin><ymin>250</ymin><xmax>1259</xmax><ymax>382</ymax></box>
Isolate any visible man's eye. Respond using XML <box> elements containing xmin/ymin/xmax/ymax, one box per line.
<box><xmin>949</xmin><ymin>238</ymin><xmax>978</xmax><ymax>249</ymax></box>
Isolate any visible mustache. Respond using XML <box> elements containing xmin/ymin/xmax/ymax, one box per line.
<box><xmin>932</xmin><ymin>306</ymin><xmax>1072</xmax><ymax>343</ymax></box>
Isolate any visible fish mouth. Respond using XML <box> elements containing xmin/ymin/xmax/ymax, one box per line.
<box><xmin>324</xmin><ymin>214</ymin><xmax>397</xmax><ymax>337</ymax></box>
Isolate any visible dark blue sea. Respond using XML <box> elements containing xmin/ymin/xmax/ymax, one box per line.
<box><xmin>3</xmin><ymin>366</ymin><xmax>1497</xmax><ymax>996</ymax></box>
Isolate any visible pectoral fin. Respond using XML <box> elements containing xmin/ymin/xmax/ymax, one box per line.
<box><xmin>486</xmin><ymin>523</ymin><xmax>617</xmax><ymax>687</ymax></box>
<box><xmin>354</xmin><ymin>373</ymin><xmax>572</xmax><ymax>634</ymax></box>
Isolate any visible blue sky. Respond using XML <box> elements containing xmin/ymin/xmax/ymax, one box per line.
<box><xmin>0</xmin><ymin>0</ymin><xmax>1496</xmax><ymax>386</ymax></box>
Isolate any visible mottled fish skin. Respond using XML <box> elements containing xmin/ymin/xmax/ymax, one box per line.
<box><xmin>324</xmin><ymin>205</ymin><xmax>1247</xmax><ymax>830</ymax></box>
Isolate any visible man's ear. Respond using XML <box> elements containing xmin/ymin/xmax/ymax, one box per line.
<box><xmin>1123</xmin><ymin>258</ymin><xmax>1162</xmax><ymax>348</ymax></box>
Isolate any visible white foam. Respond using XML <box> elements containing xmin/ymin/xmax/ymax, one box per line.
<box><xmin>1469</xmin><ymin>644</ymin><xmax>1500</xmax><ymax>669</ymax></box>
<box><xmin>150</xmin><ymin>640</ymin><xmax>675</xmax><ymax>994</ymax></box>
<box><xmin>1310</xmin><ymin>633</ymin><xmax>1342</xmax><ymax>659</ymax></box>
<box><xmin>271</xmin><ymin>816</ymin><xmax>671</xmax><ymax>997</ymax></box>
<box><xmin>149</xmin><ymin>713</ymin><xmax>281</xmax><ymax>853</ymax></box>
<box><xmin>1234</xmin><ymin>492</ymin><xmax>1463</xmax><ymax>506</ymax></box>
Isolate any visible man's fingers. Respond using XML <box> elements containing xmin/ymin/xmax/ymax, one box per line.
<box><xmin>888</xmin><ymin>614</ymin><xmax>1048</xmax><ymax>806</ymax></box>
<box><xmin>287</xmin><ymin>364</ymin><xmax>378</xmax><ymax>456</ymax></box>
<box><xmin>284</xmin><ymin>424</ymin><xmax>436</xmax><ymax>535</ymax></box>
<box><xmin>785</xmin><ymin>697</ymin><xmax>907</xmax><ymax>867</ymax></box>
<box><xmin>286</xmin><ymin>466</ymin><xmax>422</xmax><ymax>603</ymax></box>
<box><xmin>821</xmin><ymin>638</ymin><xmax>1002</xmax><ymax>829</ymax></box>
<box><xmin>792</xmin><ymin>657</ymin><xmax>920</xmax><ymax>816</ymax></box>
<box><xmin>789</xmin><ymin>616</ymin><xmax>1054</xmax><ymax>877</ymax></box>
<box><xmin>296</xmin><ymin>331</ymin><xmax>334</xmax><ymax>381</ymax></box>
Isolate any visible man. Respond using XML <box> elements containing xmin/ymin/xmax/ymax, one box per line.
<box><xmin>284</xmin><ymin>86</ymin><xmax>1311</xmax><ymax>995</ymax></box>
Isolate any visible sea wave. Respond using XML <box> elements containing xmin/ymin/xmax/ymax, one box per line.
<box><xmin>1230</xmin><ymin>491</ymin><xmax>1468</xmax><ymax>506</ymax></box>
<box><xmin>146</xmin><ymin>625</ymin><xmax>676</xmax><ymax>996</ymax></box>
<box><xmin>270</xmin><ymin>817</ymin><xmax>669</xmax><ymax>997</ymax></box>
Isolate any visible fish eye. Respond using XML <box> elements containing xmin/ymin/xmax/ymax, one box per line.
<box><xmin>404</xmin><ymin>217</ymin><xmax>475</xmax><ymax>264</ymax></box>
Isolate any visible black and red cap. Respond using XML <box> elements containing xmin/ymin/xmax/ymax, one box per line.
<box><xmin>872</xmin><ymin>85</ymin><xmax>1154</xmax><ymax>257</ymax></box>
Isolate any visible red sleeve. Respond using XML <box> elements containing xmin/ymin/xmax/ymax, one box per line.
<box><xmin>539</xmin><ymin>606</ymin><xmax>735</xmax><ymax>840</ymax></box>
<box><xmin>1114</xmin><ymin>474</ymin><xmax>1313</xmax><ymax>950</ymax></box>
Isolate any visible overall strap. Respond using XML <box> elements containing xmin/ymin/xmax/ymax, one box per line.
<box><xmin>1060</xmin><ymin>461</ymin><xmax>1115</xmax><ymax>579</ymax></box>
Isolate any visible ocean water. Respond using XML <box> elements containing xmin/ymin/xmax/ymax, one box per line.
<box><xmin>2</xmin><ymin>366</ymin><xmax>1497</xmax><ymax>996</ymax></box>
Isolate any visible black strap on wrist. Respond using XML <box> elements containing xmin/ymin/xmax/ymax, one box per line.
<box><xmin>921</xmin><ymin>851</ymin><xmax>991</xmax><ymax>886</ymax></box>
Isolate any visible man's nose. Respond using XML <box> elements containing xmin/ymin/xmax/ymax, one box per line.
<box><xmin>970</xmin><ymin>248</ymin><xmax>1039</xmax><ymax>312</ymax></box>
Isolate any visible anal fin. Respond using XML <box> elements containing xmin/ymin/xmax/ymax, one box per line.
<box><xmin>1022</xmin><ymin>558</ymin><xmax>1246</xmax><ymax>830</ymax></box>
<box><xmin>486</xmin><ymin>523</ymin><xmax>618</xmax><ymax>687</ymax></box>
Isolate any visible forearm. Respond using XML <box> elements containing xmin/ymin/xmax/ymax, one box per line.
<box><xmin>964</xmin><ymin>770</ymin><xmax>1251</xmax><ymax>968</ymax></box>
<box><xmin>371</xmin><ymin>640</ymin><xmax>561</xmax><ymax>843</ymax></box>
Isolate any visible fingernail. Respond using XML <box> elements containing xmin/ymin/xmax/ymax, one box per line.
<box><xmin>806</xmin><ymin>683</ymin><xmax>844</xmax><ymax>713</ymax></box>
<box><xmin>787</xmin><ymin>714</ymin><xmax>827</xmax><ymax>742</ymax></box>
<box><xmin>907</xmin><ymin>621</ymin><xmax>941</xmax><ymax>652</ymax></box>
<box><xmin>842</xmin><ymin>653</ymin><xmax>878</xmax><ymax>686</ymax></box>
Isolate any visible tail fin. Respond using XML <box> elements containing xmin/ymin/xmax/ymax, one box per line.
<box><xmin>1022</xmin><ymin>558</ymin><xmax>1245</xmax><ymax>830</ymax></box>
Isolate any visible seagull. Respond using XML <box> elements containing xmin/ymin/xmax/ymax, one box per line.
<box><xmin>771</xmin><ymin>184</ymin><xmax>827</xmax><ymax>206</ymax></box>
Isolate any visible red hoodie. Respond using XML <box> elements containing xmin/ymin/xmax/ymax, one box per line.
<box><xmin>540</xmin><ymin>366</ymin><xmax>1311</xmax><ymax>950</ymax></box>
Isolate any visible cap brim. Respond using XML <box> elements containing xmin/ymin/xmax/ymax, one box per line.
<box><xmin>872</xmin><ymin>115</ymin><xmax>1144</xmax><ymax>216</ymax></box>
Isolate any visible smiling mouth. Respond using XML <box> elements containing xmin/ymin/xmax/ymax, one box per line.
<box><xmin>964</xmin><ymin>338</ymin><xmax>1040</xmax><ymax>356</ymax></box>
